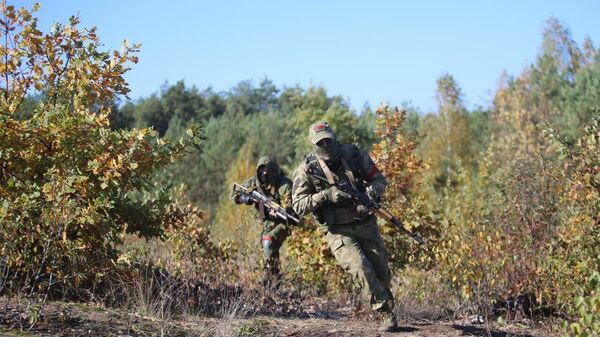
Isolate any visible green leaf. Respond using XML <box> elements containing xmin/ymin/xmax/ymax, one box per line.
<box><xmin>582</xmin><ymin>313</ymin><xmax>593</xmax><ymax>326</ymax></box>
<box><xmin>570</xmin><ymin>322</ymin><xmax>581</xmax><ymax>334</ymax></box>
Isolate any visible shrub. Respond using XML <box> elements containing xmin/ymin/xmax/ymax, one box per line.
<box><xmin>0</xmin><ymin>3</ymin><xmax>201</xmax><ymax>297</ymax></box>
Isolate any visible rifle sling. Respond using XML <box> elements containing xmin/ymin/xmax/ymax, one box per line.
<box><xmin>315</xmin><ymin>156</ymin><xmax>335</xmax><ymax>184</ymax></box>
<box><xmin>315</xmin><ymin>155</ymin><xmax>358</xmax><ymax>190</ymax></box>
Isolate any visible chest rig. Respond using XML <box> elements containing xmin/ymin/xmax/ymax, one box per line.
<box><xmin>305</xmin><ymin>145</ymin><xmax>367</xmax><ymax>225</ymax></box>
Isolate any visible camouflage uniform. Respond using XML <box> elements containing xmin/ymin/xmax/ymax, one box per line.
<box><xmin>292</xmin><ymin>121</ymin><xmax>396</xmax><ymax>331</ymax></box>
<box><xmin>232</xmin><ymin>156</ymin><xmax>294</xmax><ymax>284</ymax></box>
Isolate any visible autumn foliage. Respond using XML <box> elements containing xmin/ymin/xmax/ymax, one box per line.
<box><xmin>0</xmin><ymin>3</ymin><xmax>205</xmax><ymax>297</ymax></box>
<box><xmin>1</xmin><ymin>3</ymin><xmax>600</xmax><ymax>335</ymax></box>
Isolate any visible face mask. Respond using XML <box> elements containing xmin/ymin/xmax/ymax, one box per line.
<box><xmin>314</xmin><ymin>138</ymin><xmax>339</xmax><ymax>163</ymax></box>
<box><xmin>259</xmin><ymin>171</ymin><xmax>269</xmax><ymax>184</ymax></box>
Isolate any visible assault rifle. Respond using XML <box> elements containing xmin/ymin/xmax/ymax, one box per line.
<box><xmin>233</xmin><ymin>182</ymin><xmax>300</xmax><ymax>224</ymax></box>
<box><xmin>308</xmin><ymin>168</ymin><xmax>426</xmax><ymax>245</ymax></box>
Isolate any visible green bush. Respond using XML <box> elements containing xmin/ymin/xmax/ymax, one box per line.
<box><xmin>0</xmin><ymin>3</ymin><xmax>201</xmax><ymax>297</ymax></box>
<box><xmin>562</xmin><ymin>272</ymin><xmax>600</xmax><ymax>337</ymax></box>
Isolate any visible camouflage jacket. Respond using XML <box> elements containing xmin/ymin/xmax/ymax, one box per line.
<box><xmin>292</xmin><ymin>143</ymin><xmax>387</xmax><ymax>227</ymax></box>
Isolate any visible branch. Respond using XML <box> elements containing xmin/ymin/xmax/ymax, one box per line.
<box><xmin>4</xmin><ymin>15</ymin><xmax>10</xmax><ymax>99</ymax></box>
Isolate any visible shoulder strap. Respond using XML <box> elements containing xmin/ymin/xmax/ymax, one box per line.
<box><xmin>340</xmin><ymin>157</ymin><xmax>358</xmax><ymax>189</ymax></box>
<box><xmin>315</xmin><ymin>155</ymin><xmax>335</xmax><ymax>184</ymax></box>
<box><xmin>315</xmin><ymin>152</ymin><xmax>358</xmax><ymax>190</ymax></box>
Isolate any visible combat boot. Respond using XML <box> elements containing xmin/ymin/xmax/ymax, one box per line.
<box><xmin>378</xmin><ymin>310</ymin><xmax>398</xmax><ymax>332</ymax></box>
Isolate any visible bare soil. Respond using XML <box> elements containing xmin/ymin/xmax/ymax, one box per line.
<box><xmin>0</xmin><ymin>297</ymin><xmax>557</xmax><ymax>337</ymax></box>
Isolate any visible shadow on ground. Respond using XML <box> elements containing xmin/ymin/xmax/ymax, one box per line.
<box><xmin>396</xmin><ymin>326</ymin><xmax>419</xmax><ymax>333</ymax></box>
<box><xmin>453</xmin><ymin>324</ymin><xmax>534</xmax><ymax>337</ymax></box>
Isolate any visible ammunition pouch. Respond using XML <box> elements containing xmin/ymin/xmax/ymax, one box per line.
<box><xmin>314</xmin><ymin>204</ymin><xmax>357</xmax><ymax>226</ymax></box>
<box><xmin>312</xmin><ymin>209</ymin><xmax>326</xmax><ymax>224</ymax></box>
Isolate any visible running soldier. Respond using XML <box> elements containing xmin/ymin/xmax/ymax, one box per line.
<box><xmin>232</xmin><ymin>156</ymin><xmax>295</xmax><ymax>288</ymax></box>
<box><xmin>291</xmin><ymin>121</ymin><xmax>397</xmax><ymax>332</ymax></box>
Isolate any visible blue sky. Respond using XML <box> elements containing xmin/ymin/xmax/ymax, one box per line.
<box><xmin>22</xmin><ymin>1</ymin><xmax>600</xmax><ymax>113</ymax></box>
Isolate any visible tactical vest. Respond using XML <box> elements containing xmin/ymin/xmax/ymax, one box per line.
<box><xmin>306</xmin><ymin>144</ymin><xmax>368</xmax><ymax>225</ymax></box>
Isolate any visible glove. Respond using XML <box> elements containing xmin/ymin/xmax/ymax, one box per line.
<box><xmin>356</xmin><ymin>204</ymin><xmax>371</xmax><ymax>218</ymax></box>
<box><xmin>267</xmin><ymin>207</ymin><xmax>279</xmax><ymax>219</ymax></box>
<box><xmin>322</xmin><ymin>186</ymin><xmax>351</xmax><ymax>204</ymax></box>
<box><xmin>235</xmin><ymin>194</ymin><xmax>253</xmax><ymax>205</ymax></box>
<box><xmin>366</xmin><ymin>186</ymin><xmax>380</xmax><ymax>202</ymax></box>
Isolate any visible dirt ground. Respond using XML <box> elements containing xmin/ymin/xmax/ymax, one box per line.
<box><xmin>0</xmin><ymin>297</ymin><xmax>558</xmax><ymax>337</ymax></box>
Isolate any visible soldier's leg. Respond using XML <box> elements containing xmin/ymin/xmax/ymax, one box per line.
<box><xmin>352</xmin><ymin>218</ymin><xmax>397</xmax><ymax>332</ymax></box>
<box><xmin>354</xmin><ymin>218</ymin><xmax>393</xmax><ymax>297</ymax></box>
<box><xmin>261</xmin><ymin>224</ymin><xmax>289</xmax><ymax>288</ymax></box>
<box><xmin>325</xmin><ymin>229</ymin><xmax>392</xmax><ymax>308</ymax></box>
<box><xmin>262</xmin><ymin>224</ymin><xmax>289</xmax><ymax>275</ymax></box>
<box><xmin>360</xmin><ymin>219</ymin><xmax>390</xmax><ymax>278</ymax></box>
<box><xmin>261</xmin><ymin>234</ymin><xmax>278</xmax><ymax>275</ymax></box>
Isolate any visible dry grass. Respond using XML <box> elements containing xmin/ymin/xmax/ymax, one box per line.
<box><xmin>394</xmin><ymin>268</ymin><xmax>461</xmax><ymax>322</ymax></box>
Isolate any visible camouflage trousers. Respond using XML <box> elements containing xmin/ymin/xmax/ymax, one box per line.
<box><xmin>325</xmin><ymin>216</ymin><xmax>393</xmax><ymax>312</ymax></box>
<box><xmin>261</xmin><ymin>222</ymin><xmax>289</xmax><ymax>277</ymax></box>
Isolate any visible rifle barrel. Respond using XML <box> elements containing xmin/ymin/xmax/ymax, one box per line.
<box><xmin>233</xmin><ymin>182</ymin><xmax>299</xmax><ymax>224</ymax></box>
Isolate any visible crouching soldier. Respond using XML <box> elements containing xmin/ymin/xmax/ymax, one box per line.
<box><xmin>232</xmin><ymin>156</ymin><xmax>295</xmax><ymax>288</ymax></box>
<box><xmin>291</xmin><ymin>121</ymin><xmax>397</xmax><ymax>332</ymax></box>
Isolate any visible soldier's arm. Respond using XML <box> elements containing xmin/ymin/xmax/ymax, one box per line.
<box><xmin>231</xmin><ymin>177</ymin><xmax>254</xmax><ymax>204</ymax></box>
<box><xmin>359</xmin><ymin>148</ymin><xmax>387</xmax><ymax>199</ymax></box>
<box><xmin>292</xmin><ymin>165</ymin><xmax>327</xmax><ymax>216</ymax></box>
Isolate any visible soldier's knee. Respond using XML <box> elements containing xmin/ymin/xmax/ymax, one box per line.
<box><xmin>261</xmin><ymin>235</ymin><xmax>273</xmax><ymax>249</ymax></box>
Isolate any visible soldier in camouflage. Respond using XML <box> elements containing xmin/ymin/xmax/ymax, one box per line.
<box><xmin>291</xmin><ymin>121</ymin><xmax>398</xmax><ymax>332</ymax></box>
<box><xmin>232</xmin><ymin>156</ymin><xmax>294</xmax><ymax>288</ymax></box>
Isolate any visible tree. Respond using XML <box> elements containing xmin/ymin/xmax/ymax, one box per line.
<box><xmin>416</xmin><ymin>74</ymin><xmax>472</xmax><ymax>192</ymax></box>
<box><xmin>0</xmin><ymin>3</ymin><xmax>201</xmax><ymax>296</ymax></box>
<box><xmin>370</xmin><ymin>105</ymin><xmax>434</xmax><ymax>269</ymax></box>
<box><xmin>109</xmin><ymin>100</ymin><xmax>135</xmax><ymax>130</ymax></box>
<box><xmin>133</xmin><ymin>93</ymin><xmax>170</xmax><ymax>135</ymax></box>
<box><xmin>225</xmin><ymin>78</ymin><xmax>279</xmax><ymax>117</ymax></box>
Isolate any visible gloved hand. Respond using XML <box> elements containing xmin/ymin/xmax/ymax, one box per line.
<box><xmin>322</xmin><ymin>186</ymin><xmax>351</xmax><ymax>204</ymax></box>
<box><xmin>235</xmin><ymin>194</ymin><xmax>253</xmax><ymax>205</ymax></box>
<box><xmin>366</xmin><ymin>186</ymin><xmax>380</xmax><ymax>202</ymax></box>
<box><xmin>268</xmin><ymin>207</ymin><xmax>278</xmax><ymax>219</ymax></box>
<box><xmin>356</xmin><ymin>204</ymin><xmax>371</xmax><ymax>217</ymax></box>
